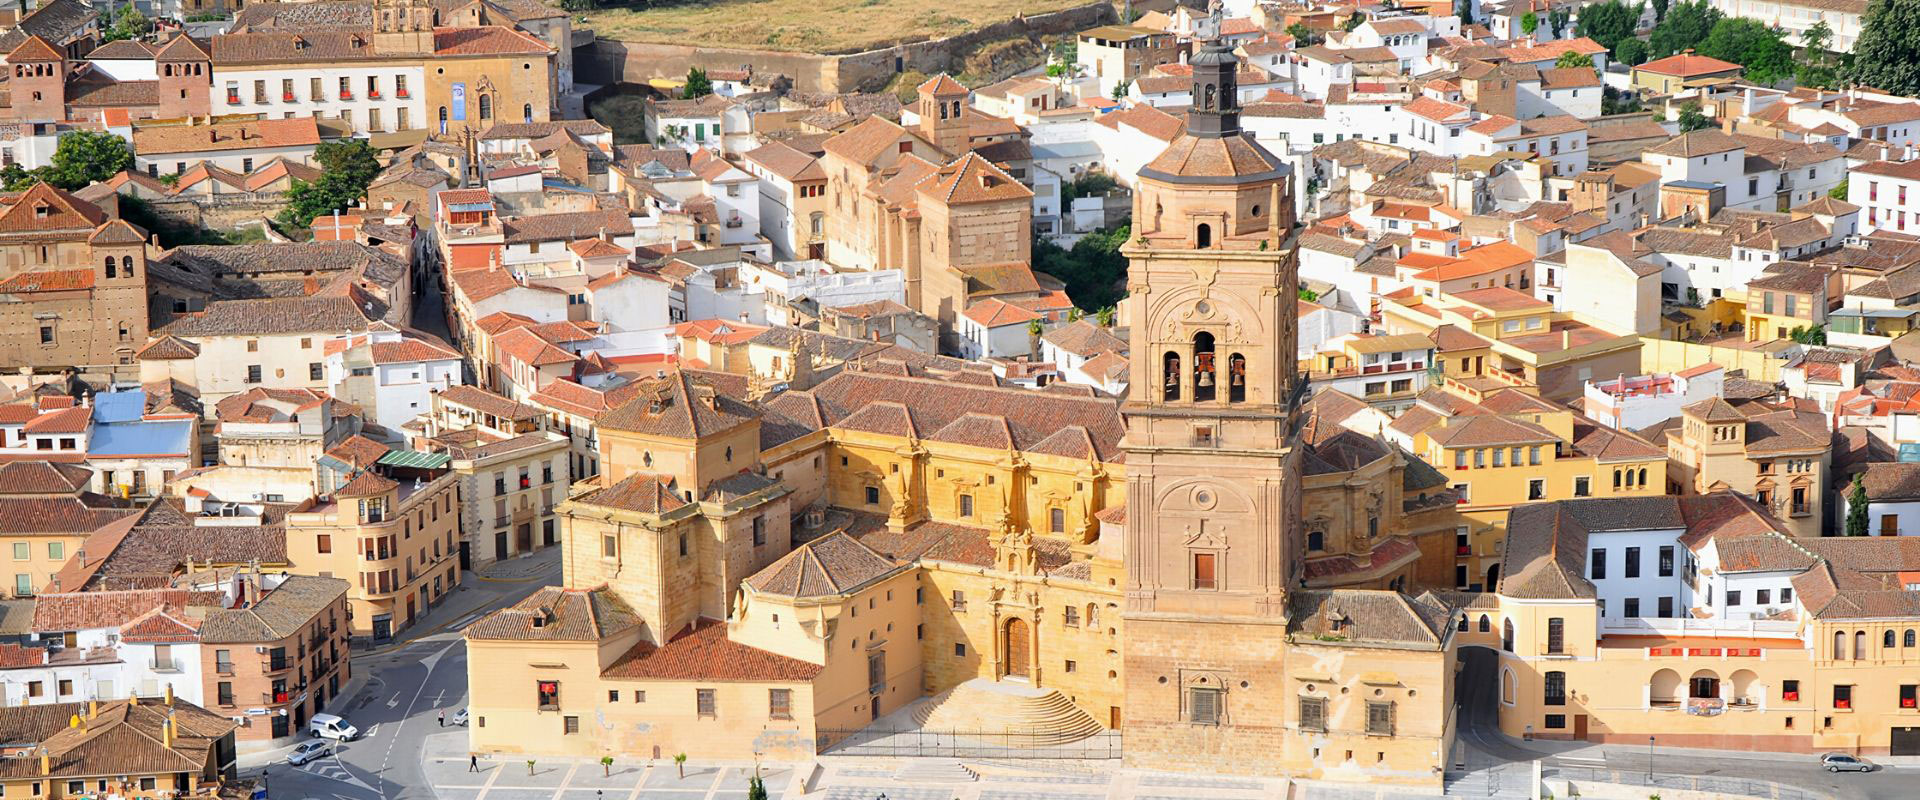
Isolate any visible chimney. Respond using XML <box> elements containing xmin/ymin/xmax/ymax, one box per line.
<box><xmin>1561</xmin><ymin>330</ymin><xmax>1571</xmax><ymax>348</ymax></box>
<box><xmin>39</xmin><ymin>750</ymin><xmax>48</xmax><ymax>776</ymax></box>
<box><xmin>164</xmin><ymin>683</ymin><xmax>174</xmax><ymax>707</ymax></box>
<box><xmin>88</xmin><ymin>700</ymin><xmax>97</xmax><ymax>719</ymax></box>
<box><xmin>162</xmin><ymin>718</ymin><xmax>173</xmax><ymax>748</ymax></box>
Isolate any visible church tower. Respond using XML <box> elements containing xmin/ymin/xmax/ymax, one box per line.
<box><xmin>1117</xmin><ymin>30</ymin><xmax>1305</xmax><ymax>774</ymax></box>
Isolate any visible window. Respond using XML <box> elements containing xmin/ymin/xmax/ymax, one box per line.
<box><xmin>1299</xmin><ymin>696</ymin><xmax>1327</xmax><ymax>731</ymax></box>
<box><xmin>246</xmin><ymin>365</ymin><xmax>262</xmax><ymax>384</ymax></box>
<box><xmin>56</xmin><ymin>679</ymin><xmax>71</xmax><ymax>696</ymax></box>
<box><xmin>562</xmin><ymin>716</ymin><xmax>579</xmax><ymax>734</ymax></box>
<box><xmin>1625</xmin><ymin>547</ymin><xmax>1641</xmax><ymax>578</ymax></box>
<box><xmin>751</xmin><ymin>516</ymin><xmax>765</xmax><ymax>547</ymax></box>
<box><xmin>1835</xmin><ymin>684</ymin><xmax>1852</xmax><ymax>709</ymax></box>
<box><xmin>865</xmin><ymin>486</ymin><xmax>880</xmax><ymax>505</ymax></box>
<box><xmin>536</xmin><ymin>680</ymin><xmax>559</xmax><ymax>710</ymax></box>
<box><xmin>10</xmin><ymin>543</ymin><xmax>24</xmax><ymax>560</ymax></box>
<box><xmin>1050</xmin><ymin>508</ymin><xmax>1066</xmax><ymax>533</ymax></box>
<box><xmin>696</xmin><ymin>688</ymin><xmax>717</xmax><ymax>718</ymax></box>
<box><xmin>954</xmin><ymin>642</ymin><xmax>966</xmax><ymax>657</ymax></box>
<box><xmin>27</xmin><ymin>682</ymin><xmax>41</xmax><ymax>698</ymax></box>
<box><xmin>1528</xmin><ymin>478</ymin><xmax>1545</xmax><ymax>501</ymax></box>
<box><xmin>1658</xmin><ymin>546</ymin><xmax>1675</xmax><ymax>577</ymax></box>
<box><xmin>1590</xmin><ymin>548</ymin><xmax>1606</xmax><ymax>580</ymax></box>
<box><xmin>678</xmin><ymin>533</ymin><xmax>688</xmax><ymax>558</ymax></box>
<box><xmin>1624</xmin><ymin>598</ymin><xmax>1640</xmax><ymax>617</ymax></box>
<box><xmin>1545</xmin><ymin>671</ymin><xmax>1566</xmax><ymax>705</ymax></box>
<box><xmin>1192</xmin><ymin>552</ymin><xmax>1217</xmax><ymax>590</ymax></box>
<box><xmin>310</xmin><ymin>362</ymin><xmax>324</xmax><ymax>381</ymax></box>
<box><xmin>770</xmin><ymin>688</ymin><xmax>792</xmax><ymax>719</ymax></box>
<box><xmin>1544</xmin><ymin>714</ymin><xmax>1567</xmax><ymax>729</ymax></box>
<box><xmin>1658</xmin><ymin>596</ymin><xmax>1674</xmax><ymax>618</ymax></box>
<box><xmin>1901</xmin><ymin>685</ymin><xmax>1917</xmax><ymax>709</ymax></box>
<box><xmin>1783</xmin><ymin>680</ymin><xmax>1800</xmax><ymax>701</ymax></box>
<box><xmin>1546</xmin><ymin>618</ymin><xmax>1564</xmax><ymax>655</ymax></box>
<box><xmin>316</xmin><ymin>534</ymin><xmax>332</xmax><ymax>554</ymax></box>
<box><xmin>1365</xmin><ymin>701</ymin><xmax>1395</xmax><ymax>736</ymax></box>
<box><xmin>1728</xmin><ymin>590</ymin><xmax>1742</xmax><ymax>607</ymax></box>
<box><xmin>1064</xmin><ymin>606</ymin><xmax>1080</xmax><ymax>627</ymax></box>
<box><xmin>602</xmin><ymin>534</ymin><xmax>617</xmax><ymax>558</ymax></box>
<box><xmin>1756</xmin><ymin>589</ymin><xmax>1771</xmax><ymax>606</ymax></box>
<box><xmin>1189</xmin><ymin>687</ymin><xmax>1223</xmax><ymax>725</ymax></box>
<box><xmin>959</xmin><ymin>494</ymin><xmax>973</xmax><ymax>517</ymax></box>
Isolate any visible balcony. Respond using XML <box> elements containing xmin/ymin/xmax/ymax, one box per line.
<box><xmin>149</xmin><ymin>658</ymin><xmax>182</xmax><ymax>673</ymax></box>
<box><xmin>283</xmin><ymin>93</ymin><xmax>296</xmax><ymax>103</ymax></box>
<box><xmin>396</xmin><ymin>89</ymin><xmax>410</xmax><ymax>98</ymax></box>
<box><xmin>263</xmin><ymin>656</ymin><xmax>292</xmax><ymax>673</ymax></box>
<box><xmin>369</xmin><ymin>91</ymin><xmax>382</xmax><ymax>100</ymax></box>
<box><xmin>217</xmin><ymin>693</ymin><xmax>235</xmax><ymax>707</ymax></box>
<box><xmin>265</xmin><ymin>690</ymin><xmax>291</xmax><ymax>705</ymax></box>
<box><xmin>215</xmin><ymin>662</ymin><xmax>234</xmax><ymax>676</ymax></box>
<box><xmin>226</xmin><ymin>95</ymin><xmax>241</xmax><ymax>106</ymax></box>
<box><xmin>340</xmin><ymin>92</ymin><xmax>354</xmax><ymax>101</ymax></box>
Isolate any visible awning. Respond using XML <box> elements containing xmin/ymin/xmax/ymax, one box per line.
<box><xmin>377</xmin><ymin>450</ymin><xmax>451</xmax><ymax>469</ymax></box>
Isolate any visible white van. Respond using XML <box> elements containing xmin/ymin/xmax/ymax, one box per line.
<box><xmin>308</xmin><ymin>713</ymin><xmax>360</xmax><ymax>741</ymax></box>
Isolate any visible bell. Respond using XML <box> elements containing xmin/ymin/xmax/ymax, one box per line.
<box><xmin>1197</xmin><ymin>370</ymin><xmax>1215</xmax><ymax>388</ymax></box>
<box><xmin>1165</xmin><ymin>372</ymin><xmax>1178</xmax><ymax>387</ymax></box>
<box><xmin>1230</xmin><ymin>370</ymin><xmax>1245</xmax><ymax>387</ymax></box>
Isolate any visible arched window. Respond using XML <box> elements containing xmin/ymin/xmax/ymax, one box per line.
<box><xmin>1502</xmin><ymin>618</ymin><xmax>1515</xmax><ymax>652</ymax></box>
<box><xmin>938</xmin><ymin>100</ymin><xmax>949</xmax><ymax>120</ymax></box>
<box><xmin>122</xmin><ymin>256</ymin><xmax>134</xmax><ymax>277</ymax></box>
<box><xmin>1226</xmin><ymin>353</ymin><xmax>1246</xmax><ymax>403</ymax></box>
<box><xmin>1835</xmin><ymin>630</ymin><xmax>1847</xmax><ymax>660</ymax></box>
<box><xmin>809</xmin><ymin>211</ymin><xmax>825</xmax><ymax>236</ymax></box>
<box><xmin>438</xmin><ymin>106</ymin><xmax>449</xmax><ymax>134</ymax></box>
<box><xmin>1479</xmin><ymin>614</ymin><xmax>1490</xmax><ymax>632</ymax></box>
<box><xmin>1887</xmin><ymin>630</ymin><xmax>1898</xmax><ymax>649</ymax></box>
<box><xmin>1907</xmin><ymin>629</ymin><xmax>1917</xmax><ymax>648</ymax></box>
<box><xmin>479</xmin><ymin>94</ymin><xmax>493</xmax><ymax>121</ymax></box>
<box><xmin>1638</xmin><ymin>467</ymin><xmax>1649</xmax><ymax>487</ymax></box>
<box><xmin>1203</xmin><ymin>83</ymin><xmax>1216</xmax><ymax>110</ymax></box>
<box><xmin>523</xmin><ymin>104</ymin><xmax>533</xmax><ymax>123</ymax></box>
<box><xmin>104</xmin><ymin>256</ymin><xmax>115</xmax><ymax>278</ymax></box>
<box><xmin>1457</xmin><ymin>615</ymin><xmax>1468</xmax><ymax>632</ymax></box>
<box><xmin>1086</xmin><ymin>603</ymin><xmax>1098</xmax><ymax>627</ymax></box>
<box><xmin>1195</xmin><ymin>222</ymin><xmax>1212</xmax><ymax>249</ymax></box>
<box><xmin>1855</xmin><ymin>630</ymin><xmax>1867</xmax><ymax>660</ymax></box>
<box><xmin>1500</xmin><ymin>667</ymin><xmax>1517</xmax><ymax>704</ymax></box>
<box><xmin>1162</xmin><ymin>351</ymin><xmax>1182</xmax><ymax>401</ymax></box>
<box><xmin>1192</xmin><ymin>332</ymin><xmax>1216</xmax><ymax>403</ymax></box>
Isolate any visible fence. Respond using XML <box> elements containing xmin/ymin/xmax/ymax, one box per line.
<box><xmin>1545</xmin><ymin>764</ymin><xmax>1831</xmax><ymax>800</ymax></box>
<box><xmin>817</xmin><ymin>727</ymin><xmax>1122</xmax><ymax>759</ymax></box>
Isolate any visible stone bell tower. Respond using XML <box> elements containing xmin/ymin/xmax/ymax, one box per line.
<box><xmin>1116</xmin><ymin>25</ymin><xmax>1306</xmax><ymax>775</ymax></box>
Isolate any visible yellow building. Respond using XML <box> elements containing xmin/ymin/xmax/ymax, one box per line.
<box><xmin>1379</xmin><ymin>286</ymin><xmax>1642</xmax><ymax>402</ymax></box>
<box><xmin>0</xmin><ymin>462</ymin><xmax>137</xmax><ymax>598</ymax></box>
<box><xmin>1392</xmin><ymin>384</ymin><xmax>1667</xmax><ymax>590</ymax></box>
<box><xmin>1658</xmin><ymin>397</ymin><xmax>1831</xmax><ymax>538</ymax></box>
<box><xmin>284</xmin><ymin>459</ymin><xmax>462</xmax><ymax>640</ymax></box>
<box><xmin>0</xmin><ymin>697</ymin><xmax>238</xmax><ymax>800</ymax></box>
<box><xmin>1491</xmin><ymin>492</ymin><xmax>1920</xmax><ymax>756</ymax></box>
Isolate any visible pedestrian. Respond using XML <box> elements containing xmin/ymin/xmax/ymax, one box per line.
<box><xmin>438</xmin><ymin>709</ymin><xmax>445</xmax><ymax>727</ymax></box>
<box><xmin>469</xmin><ymin>754</ymin><xmax>478</xmax><ymax>773</ymax></box>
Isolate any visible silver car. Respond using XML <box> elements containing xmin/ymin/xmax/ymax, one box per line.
<box><xmin>450</xmin><ymin>708</ymin><xmax>469</xmax><ymax>726</ymax></box>
<box><xmin>286</xmin><ymin>740</ymin><xmax>333</xmax><ymax>766</ymax></box>
<box><xmin>1821</xmin><ymin>753</ymin><xmax>1873</xmax><ymax>773</ymax></box>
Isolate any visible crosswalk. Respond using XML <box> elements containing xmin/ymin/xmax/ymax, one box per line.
<box><xmin>292</xmin><ymin>755</ymin><xmax>379</xmax><ymax>795</ymax></box>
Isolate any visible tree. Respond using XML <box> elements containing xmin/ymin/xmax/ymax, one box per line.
<box><xmin>1556</xmin><ymin>50</ymin><xmax>1595</xmax><ymax>68</ymax></box>
<box><xmin>1845</xmin><ymin>0</ymin><xmax>1920</xmax><ymax>95</ymax></box>
<box><xmin>1798</xmin><ymin>18</ymin><xmax>1837</xmax><ymax>87</ymax></box>
<box><xmin>1548</xmin><ymin>7</ymin><xmax>1572</xmax><ymax>37</ymax></box>
<box><xmin>1698</xmin><ymin>18</ymin><xmax>1793</xmax><ymax>85</ymax></box>
<box><xmin>1110</xmin><ymin>80</ymin><xmax>1131</xmax><ymax>101</ymax></box>
<box><xmin>1298</xmin><ymin>287</ymin><xmax>1320</xmax><ymax>302</ymax></box>
<box><xmin>276</xmin><ymin>140</ymin><xmax>381</xmax><ymax>229</ymax></box>
<box><xmin>1677</xmin><ymin>101</ymin><xmax>1713</xmax><ymax>131</ymax></box>
<box><xmin>600</xmin><ymin>756</ymin><xmax>613</xmax><ymax>777</ymax></box>
<box><xmin>0</xmin><ymin>164</ymin><xmax>30</xmax><ymax>192</ymax></box>
<box><xmin>1651</xmin><ymin>0</ymin><xmax>1670</xmax><ymax>18</ymax></box>
<box><xmin>1095</xmin><ymin>306</ymin><xmax>1115</xmax><ymax>327</ymax></box>
<box><xmin>1343</xmin><ymin>13</ymin><xmax>1363</xmax><ymax>32</ymax></box>
<box><xmin>102</xmin><ymin>5</ymin><xmax>151</xmax><ymax>42</ymax></box>
<box><xmin>682</xmin><ymin>67</ymin><xmax>712</xmax><ymax>100</ymax></box>
<box><xmin>526</xmin><ymin>760</ymin><xmax>536</xmax><ymax>776</ymax></box>
<box><xmin>1614</xmin><ymin>37</ymin><xmax>1649</xmax><ymax>66</ymax></box>
<box><xmin>41</xmin><ymin>130</ymin><xmax>134</xmax><ymax>190</ymax></box>
<box><xmin>1521</xmin><ymin>11</ymin><xmax>1539</xmax><ymax>35</ymax></box>
<box><xmin>1830</xmin><ymin>179</ymin><xmax>1849</xmax><ymax>200</ymax></box>
<box><xmin>673</xmin><ymin>753</ymin><xmax>687</xmax><ymax>780</ymax></box>
<box><xmin>1648</xmin><ymin>0</ymin><xmax>1720</xmax><ymax>58</ymax></box>
<box><xmin>1789</xmin><ymin>324</ymin><xmax>1826</xmax><ymax>344</ymax></box>
<box><xmin>1846</xmin><ymin>474</ymin><xmax>1870</xmax><ymax>536</ymax></box>
<box><xmin>558</xmin><ymin>0</ymin><xmax>595</xmax><ymax>10</ymax></box>
<box><xmin>1574</xmin><ymin>1</ymin><xmax>1645</xmax><ymax>52</ymax></box>
<box><xmin>1456</xmin><ymin>0</ymin><xmax>1475</xmax><ymax>25</ymax></box>
<box><xmin>1034</xmin><ymin>224</ymin><xmax>1130</xmax><ymax>311</ymax></box>
<box><xmin>1603</xmin><ymin>85</ymin><xmax>1644</xmax><ymax>114</ymax></box>
<box><xmin>747</xmin><ymin>776</ymin><xmax>768</xmax><ymax>800</ymax></box>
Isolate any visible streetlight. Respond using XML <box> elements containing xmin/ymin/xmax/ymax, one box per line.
<box><xmin>1647</xmin><ymin>736</ymin><xmax>1656</xmax><ymax>784</ymax></box>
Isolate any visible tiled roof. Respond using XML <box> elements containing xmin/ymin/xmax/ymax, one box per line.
<box><xmin>1636</xmin><ymin>52</ymin><xmax>1743</xmax><ymax>77</ymax></box>
<box><xmin>919</xmin><ymin>152</ymin><xmax>1031</xmax><ymax>205</ymax></box>
<box><xmin>464</xmin><ymin>586</ymin><xmax>641</xmax><ymax>642</ymax></box>
<box><xmin>432</xmin><ymin>25</ymin><xmax>551</xmax><ymax>56</ymax></box>
<box><xmin>1286</xmin><ymin>589</ymin><xmax>1448</xmax><ymax>647</ymax></box>
<box><xmin>0</xmin><ymin>183</ymin><xmax>105</xmax><ymax>234</ymax></box>
<box><xmin>156</xmin><ymin>289</ymin><xmax>386</xmax><ymax>337</ymax></box>
<box><xmin>962</xmin><ymin>297</ymin><xmax>1039</xmax><ymax>327</ymax></box>
<box><xmin>597</xmin><ymin>370</ymin><xmax>756</xmax><ymax>440</ymax></box>
<box><xmin>1040</xmin><ymin>320</ymin><xmax>1126</xmax><ymax>358</ymax></box>
<box><xmin>602</xmin><ymin>618</ymin><xmax>822</xmax><ymax>681</ymax></box>
<box><xmin>746</xmin><ymin>530</ymin><xmax>901</xmax><ymax>598</ymax></box>
<box><xmin>197</xmin><ymin>575</ymin><xmax>347</xmax><ymax>642</ymax></box>
<box><xmin>0</xmin><ymin>461</ymin><xmax>95</xmax><ymax>495</ymax></box>
<box><xmin>438</xmin><ymin>385</ymin><xmax>543</xmax><ymax>421</ymax></box>
<box><xmin>0</xmin><ymin>268</ymin><xmax>94</xmax><ymax>293</ymax></box>
<box><xmin>575</xmin><ymin>473</ymin><xmax>688</xmax><ymax>515</ymax></box>
<box><xmin>501</xmin><ymin>209</ymin><xmax>632</xmax><ymax>244</ymax></box>
<box><xmin>0</xmin><ymin>698</ymin><xmax>235</xmax><ymax>781</ymax></box>
<box><xmin>809</xmin><ymin>369</ymin><xmax>1126</xmax><ymax>461</ymax></box>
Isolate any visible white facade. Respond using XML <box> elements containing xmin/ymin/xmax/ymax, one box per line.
<box><xmin>1849</xmin><ymin>165</ymin><xmax>1920</xmax><ymax>235</ymax></box>
<box><xmin>217</xmin><ymin>65</ymin><xmax>428</xmax><ymax>136</ymax></box>
<box><xmin>1586</xmin><ymin>526</ymin><xmax>1693</xmax><ymax>620</ymax></box>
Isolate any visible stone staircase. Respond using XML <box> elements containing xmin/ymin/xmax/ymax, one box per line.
<box><xmin>909</xmin><ymin>678</ymin><xmax>1105</xmax><ymax>745</ymax></box>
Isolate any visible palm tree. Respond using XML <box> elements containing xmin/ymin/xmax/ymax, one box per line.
<box><xmin>600</xmin><ymin>755</ymin><xmax>613</xmax><ymax>777</ymax></box>
<box><xmin>673</xmin><ymin>752</ymin><xmax>687</xmax><ymax>779</ymax></box>
<box><xmin>526</xmin><ymin>759</ymin><xmax>536</xmax><ymax>776</ymax></box>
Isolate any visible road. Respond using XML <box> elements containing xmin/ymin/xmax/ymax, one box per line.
<box><xmin>1453</xmin><ymin>647</ymin><xmax>1916</xmax><ymax>800</ymax></box>
<box><xmin>245</xmin><ymin>551</ymin><xmax>560</xmax><ymax>800</ymax></box>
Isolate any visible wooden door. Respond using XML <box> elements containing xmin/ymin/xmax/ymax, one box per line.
<box><xmin>1004</xmin><ymin>618</ymin><xmax>1030</xmax><ymax>678</ymax></box>
<box><xmin>1109</xmin><ymin>706</ymin><xmax>1122</xmax><ymax>730</ymax></box>
<box><xmin>1574</xmin><ymin>714</ymin><xmax>1588</xmax><ymax>740</ymax></box>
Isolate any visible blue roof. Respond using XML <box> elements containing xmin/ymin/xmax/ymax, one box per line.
<box><xmin>88</xmin><ymin>419</ymin><xmax>194</xmax><ymax>457</ymax></box>
<box><xmin>91</xmin><ymin>391</ymin><xmax>145</xmax><ymax>425</ymax></box>
<box><xmin>1665</xmin><ymin>180</ymin><xmax>1720</xmax><ymax>190</ymax></box>
<box><xmin>1902</xmin><ymin>443</ymin><xmax>1920</xmax><ymax>463</ymax></box>
<box><xmin>448</xmin><ymin>202</ymin><xmax>494</xmax><ymax>213</ymax></box>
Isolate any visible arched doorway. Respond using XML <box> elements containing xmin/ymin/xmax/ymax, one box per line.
<box><xmin>1004</xmin><ymin>618</ymin><xmax>1031</xmax><ymax>679</ymax></box>
<box><xmin>1485</xmin><ymin>563</ymin><xmax>1501</xmax><ymax>590</ymax></box>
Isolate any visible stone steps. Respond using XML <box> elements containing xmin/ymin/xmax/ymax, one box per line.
<box><xmin>891</xmin><ymin>760</ymin><xmax>979</xmax><ymax>784</ymax></box>
<box><xmin>909</xmin><ymin>679</ymin><xmax>1105</xmax><ymax>745</ymax></box>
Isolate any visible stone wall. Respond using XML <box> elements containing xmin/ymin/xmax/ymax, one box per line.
<box><xmin>576</xmin><ymin>2</ymin><xmax>1114</xmax><ymax>94</ymax></box>
<box><xmin>145</xmin><ymin>195</ymin><xmax>289</xmax><ymax>232</ymax></box>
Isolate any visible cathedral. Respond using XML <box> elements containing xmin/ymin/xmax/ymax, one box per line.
<box><xmin>465</xmin><ymin>36</ymin><xmax>1461</xmax><ymax>789</ymax></box>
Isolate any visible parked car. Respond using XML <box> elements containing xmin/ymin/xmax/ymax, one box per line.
<box><xmin>1821</xmin><ymin>753</ymin><xmax>1874</xmax><ymax>773</ymax></box>
<box><xmin>450</xmin><ymin>708</ymin><xmax>469</xmax><ymax>726</ymax></box>
<box><xmin>287</xmin><ymin>740</ymin><xmax>333</xmax><ymax>766</ymax></box>
<box><xmin>308</xmin><ymin>713</ymin><xmax>360</xmax><ymax>741</ymax></box>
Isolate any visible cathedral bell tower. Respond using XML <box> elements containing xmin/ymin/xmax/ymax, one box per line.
<box><xmin>1117</xmin><ymin>28</ymin><xmax>1307</xmax><ymax>774</ymax></box>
